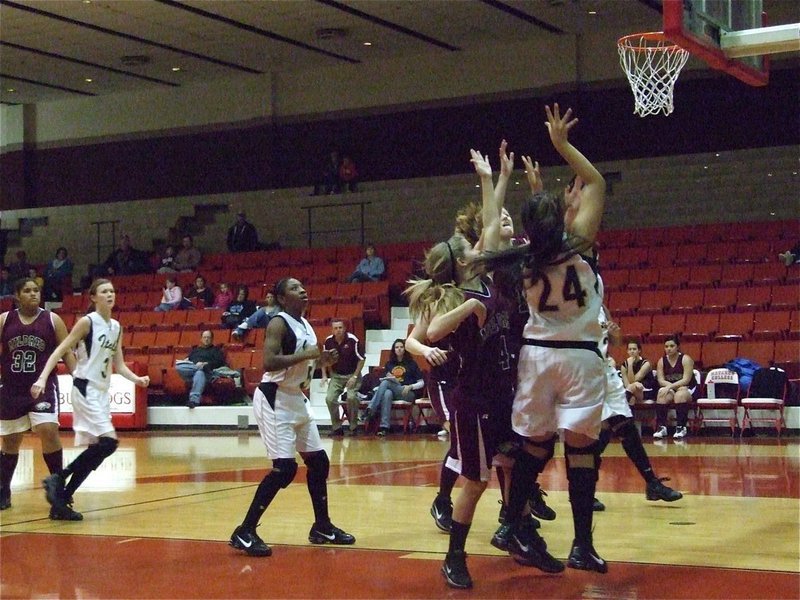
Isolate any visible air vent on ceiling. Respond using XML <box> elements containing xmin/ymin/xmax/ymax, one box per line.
<box><xmin>120</xmin><ymin>55</ymin><xmax>151</xmax><ymax>67</ymax></box>
<box><xmin>315</xmin><ymin>28</ymin><xmax>348</xmax><ymax>41</ymax></box>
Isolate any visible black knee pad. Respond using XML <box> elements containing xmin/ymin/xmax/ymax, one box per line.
<box><xmin>97</xmin><ymin>437</ymin><xmax>119</xmax><ymax>459</ymax></box>
<box><xmin>564</xmin><ymin>440</ymin><xmax>603</xmax><ymax>475</ymax></box>
<box><xmin>303</xmin><ymin>450</ymin><xmax>330</xmax><ymax>480</ymax></box>
<box><xmin>521</xmin><ymin>434</ymin><xmax>557</xmax><ymax>462</ymax></box>
<box><xmin>605</xmin><ymin>414</ymin><xmax>631</xmax><ymax>435</ymax></box>
<box><xmin>271</xmin><ymin>458</ymin><xmax>298</xmax><ymax>489</ymax></box>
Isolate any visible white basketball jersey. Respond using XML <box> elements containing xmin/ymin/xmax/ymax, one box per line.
<box><xmin>262</xmin><ymin>312</ymin><xmax>317</xmax><ymax>390</ymax></box>
<box><xmin>72</xmin><ymin>312</ymin><xmax>121</xmax><ymax>391</ymax></box>
<box><xmin>523</xmin><ymin>254</ymin><xmax>603</xmax><ymax>343</ymax></box>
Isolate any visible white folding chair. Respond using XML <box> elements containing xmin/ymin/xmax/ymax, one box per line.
<box><xmin>695</xmin><ymin>368</ymin><xmax>740</xmax><ymax>436</ymax></box>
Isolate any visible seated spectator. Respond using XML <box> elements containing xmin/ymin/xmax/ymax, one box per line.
<box><xmin>778</xmin><ymin>241</ymin><xmax>800</xmax><ymax>266</ymax></box>
<box><xmin>231</xmin><ymin>290</ymin><xmax>279</xmax><ymax>340</ymax></box>
<box><xmin>43</xmin><ymin>246</ymin><xmax>74</xmax><ymax>302</ymax></box>
<box><xmin>620</xmin><ymin>339</ymin><xmax>657</xmax><ymax>404</ymax></box>
<box><xmin>221</xmin><ymin>285</ymin><xmax>257</xmax><ymax>328</ymax></box>
<box><xmin>226</xmin><ymin>212</ymin><xmax>259</xmax><ymax>253</ymax></box>
<box><xmin>321</xmin><ymin>319</ymin><xmax>366</xmax><ymax>436</ymax></box>
<box><xmin>364</xmin><ymin>339</ymin><xmax>424</xmax><ymax>436</ymax></box>
<box><xmin>156</xmin><ymin>245</ymin><xmax>177</xmax><ymax>273</ymax></box>
<box><xmin>8</xmin><ymin>250</ymin><xmax>31</xmax><ymax>282</ymax></box>
<box><xmin>100</xmin><ymin>235</ymin><xmax>151</xmax><ymax>276</ymax></box>
<box><xmin>212</xmin><ymin>281</ymin><xmax>234</xmax><ymax>310</ymax></box>
<box><xmin>175</xmin><ymin>330</ymin><xmax>227</xmax><ymax>408</ymax></box>
<box><xmin>184</xmin><ymin>275</ymin><xmax>214</xmax><ymax>308</ymax></box>
<box><xmin>338</xmin><ymin>155</ymin><xmax>359</xmax><ymax>193</ymax></box>
<box><xmin>346</xmin><ymin>244</ymin><xmax>385</xmax><ymax>283</ymax></box>
<box><xmin>154</xmin><ymin>276</ymin><xmax>184</xmax><ymax>312</ymax></box>
<box><xmin>654</xmin><ymin>334</ymin><xmax>698</xmax><ymax>440</ymax></box>
<box><xmin>174</xmin><ymin>234</ymin><xmax>202</xmax><ymax>272</ymax></box>
<box><xmin>313</xmin><ymin>150</ymin><xmax>341</xmax><ymax>196</ymax></box>
<box><xmin>0</xmin><ymin>267</ymin><xmax>13</xmax><ymax>299</ymax></box>
<box><xmin>28</xmin><ymin>267</ymin><xmax>44</xmax><ymax>290</ymax></box>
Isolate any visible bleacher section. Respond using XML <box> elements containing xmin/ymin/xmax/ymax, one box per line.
<box><xmin>44</xmin><ymin>219</ymin><xmax>799</xmax><ymax>430</ymax></box>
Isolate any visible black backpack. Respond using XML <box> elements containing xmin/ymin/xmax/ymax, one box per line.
<box><xmin>747</xmin><ymin>367</ymin><xmax>788</xmax><ymax>400</ymax></box>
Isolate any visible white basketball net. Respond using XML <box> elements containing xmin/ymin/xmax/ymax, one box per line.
<box><xmin>618</xmin><ymin>34</ymin><xmax>690</xmax><ymax>117</ymax></box>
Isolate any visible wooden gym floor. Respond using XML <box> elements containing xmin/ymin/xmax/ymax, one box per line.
<box><xmin>1</xmin><ymin>430</ymin><xmax>798</xmax><ymax>599</ymax></box>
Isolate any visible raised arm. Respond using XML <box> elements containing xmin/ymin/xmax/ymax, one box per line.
<box><xmin>470</xmin><ymin>149</ymin><xmax>500</xmax><ymax>253</ymax></box>
<box><xmin>544</xmin><ymin>103</ymin><xmax>605</xmax><ymax>244</ymax></box>
<box><xmin>490</xmin><ymin>140</ymin><xmax>515</xmax><ymax>245</ymax></box>
<box><xmin>405</xmin><ymin>317</ymin><xmax>449</xmax><ymax>367</ymax></box>
<box><xmin>428</xmin><ymin>298</ymin><xmax>486</xmax><ymax>343</ymax></box>
<box><xmin>521</xmin><ymin>155</ymin><xmax>543</xmax><ymax>195</ymax></box>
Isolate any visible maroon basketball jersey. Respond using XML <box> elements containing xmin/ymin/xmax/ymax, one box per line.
<box><xmin>1</xmin><ymin>309</ymin><xmax>59</xmax><ymax>411</ymax></box>
<box><xmin>450</xmin><ymin>278</ymin><xmax>517</xmax><ymax>404</ymax></box>
<box><xmin>661</xmin><ymin>352</ymin><xmax>696</xmax><ymax>387</ymax></box>
<box><xmin>429</xmin><ymin>333</ymin><xmax>460</xmax><ymax>386</ymax></box>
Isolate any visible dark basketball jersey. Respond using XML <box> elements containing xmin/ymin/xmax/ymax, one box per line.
<box><xmin>450</xmin><ymin>278</ymin><xmax>517</xmax><ymax>404</ymax></box>
<box><xmin>629</xmin><ymin>357</ymin><xmax>657</xmax><ymax>389</ymax></box>
<box><xmin>429</xmin><ymin>334</ymin><xmax>460</xmax><ymax>387</ymax></box>
<box><xmin>0</xmin><ymin>309</ymin><xmax>59</xmax><ymax>418</ymax></box>
<box><xmin>661</xmin><ymin>352</ymin><xmax>696</xmax><ymax>387</ymax></box>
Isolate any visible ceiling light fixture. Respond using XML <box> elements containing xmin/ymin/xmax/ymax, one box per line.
<box><xmin>85</xmin><ymin>78</ymin><xmax>93</xmax><ymax>83</ymax></box>
<box><xmin>363</xmin><ymin>42</ymin><xmax>372</xmax><ymax>46</ymax></box>
<box><xmin>172</xmin><ymin>67</ymin><xmax>182</xmax><ymax>72</ymax></box>
<box><xmin>588</xmin><ymin>10</ymin><xmax>597</xmax><ymax>15</ymax></box>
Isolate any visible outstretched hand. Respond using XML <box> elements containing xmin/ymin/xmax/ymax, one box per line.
<box><xmin>470</xmin><ymin>149</ymin><xmax>492</xmax><ymax>179</ymax></box>
<box><xmin>498</xmin><ymin>139</ymin><xmax>514</xmax><ymax>178</ymax></box>
<box><xmin>521</xmin><ymin>155</ymin><xmax>543</xmax><ymax>193</ymax></box>
<box><xmin>545</xmin><ymin>103</ymin><xmax>578</xmax><ymax>149</ymax></box>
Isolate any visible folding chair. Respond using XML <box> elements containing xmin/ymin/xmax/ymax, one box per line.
<box><xmin>695</xmin><ymin>368</ymin><xmax>740</xmax><ymax>436</ymax></box>
<box><xmin>741</xmin><ymin>367</ymin><xmax>789</xmax><ymax>436</ymax></box>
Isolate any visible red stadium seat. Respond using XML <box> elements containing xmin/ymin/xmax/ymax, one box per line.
<box><xmin>714</xmin><ymin>312</ymin><xmax>754</xmax><ymax>341</ymax></box>
<box><xmin>669</xmin><ymin>288</ymin><xmax>704</xmax><ymax>314</ymax></box>
<box><xmin>752</xmin><ymin>311</ymin><xmax>791</xmax><ymax>340</ymax></box>
<box><xmin>683</xmin><ymin>313</ymin><xmax>720</xmax><ymax>342</ymax></box>
<box><xmin>702</xmin><ymin>287</ymin><xmax>737</xmax><ymax>313</ymax></box>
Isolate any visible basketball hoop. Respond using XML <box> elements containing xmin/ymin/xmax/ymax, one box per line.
<box><xmin>618</xmin><ymin>32</ymin><xmax>690</xmax><ymax>117</ymax></box>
